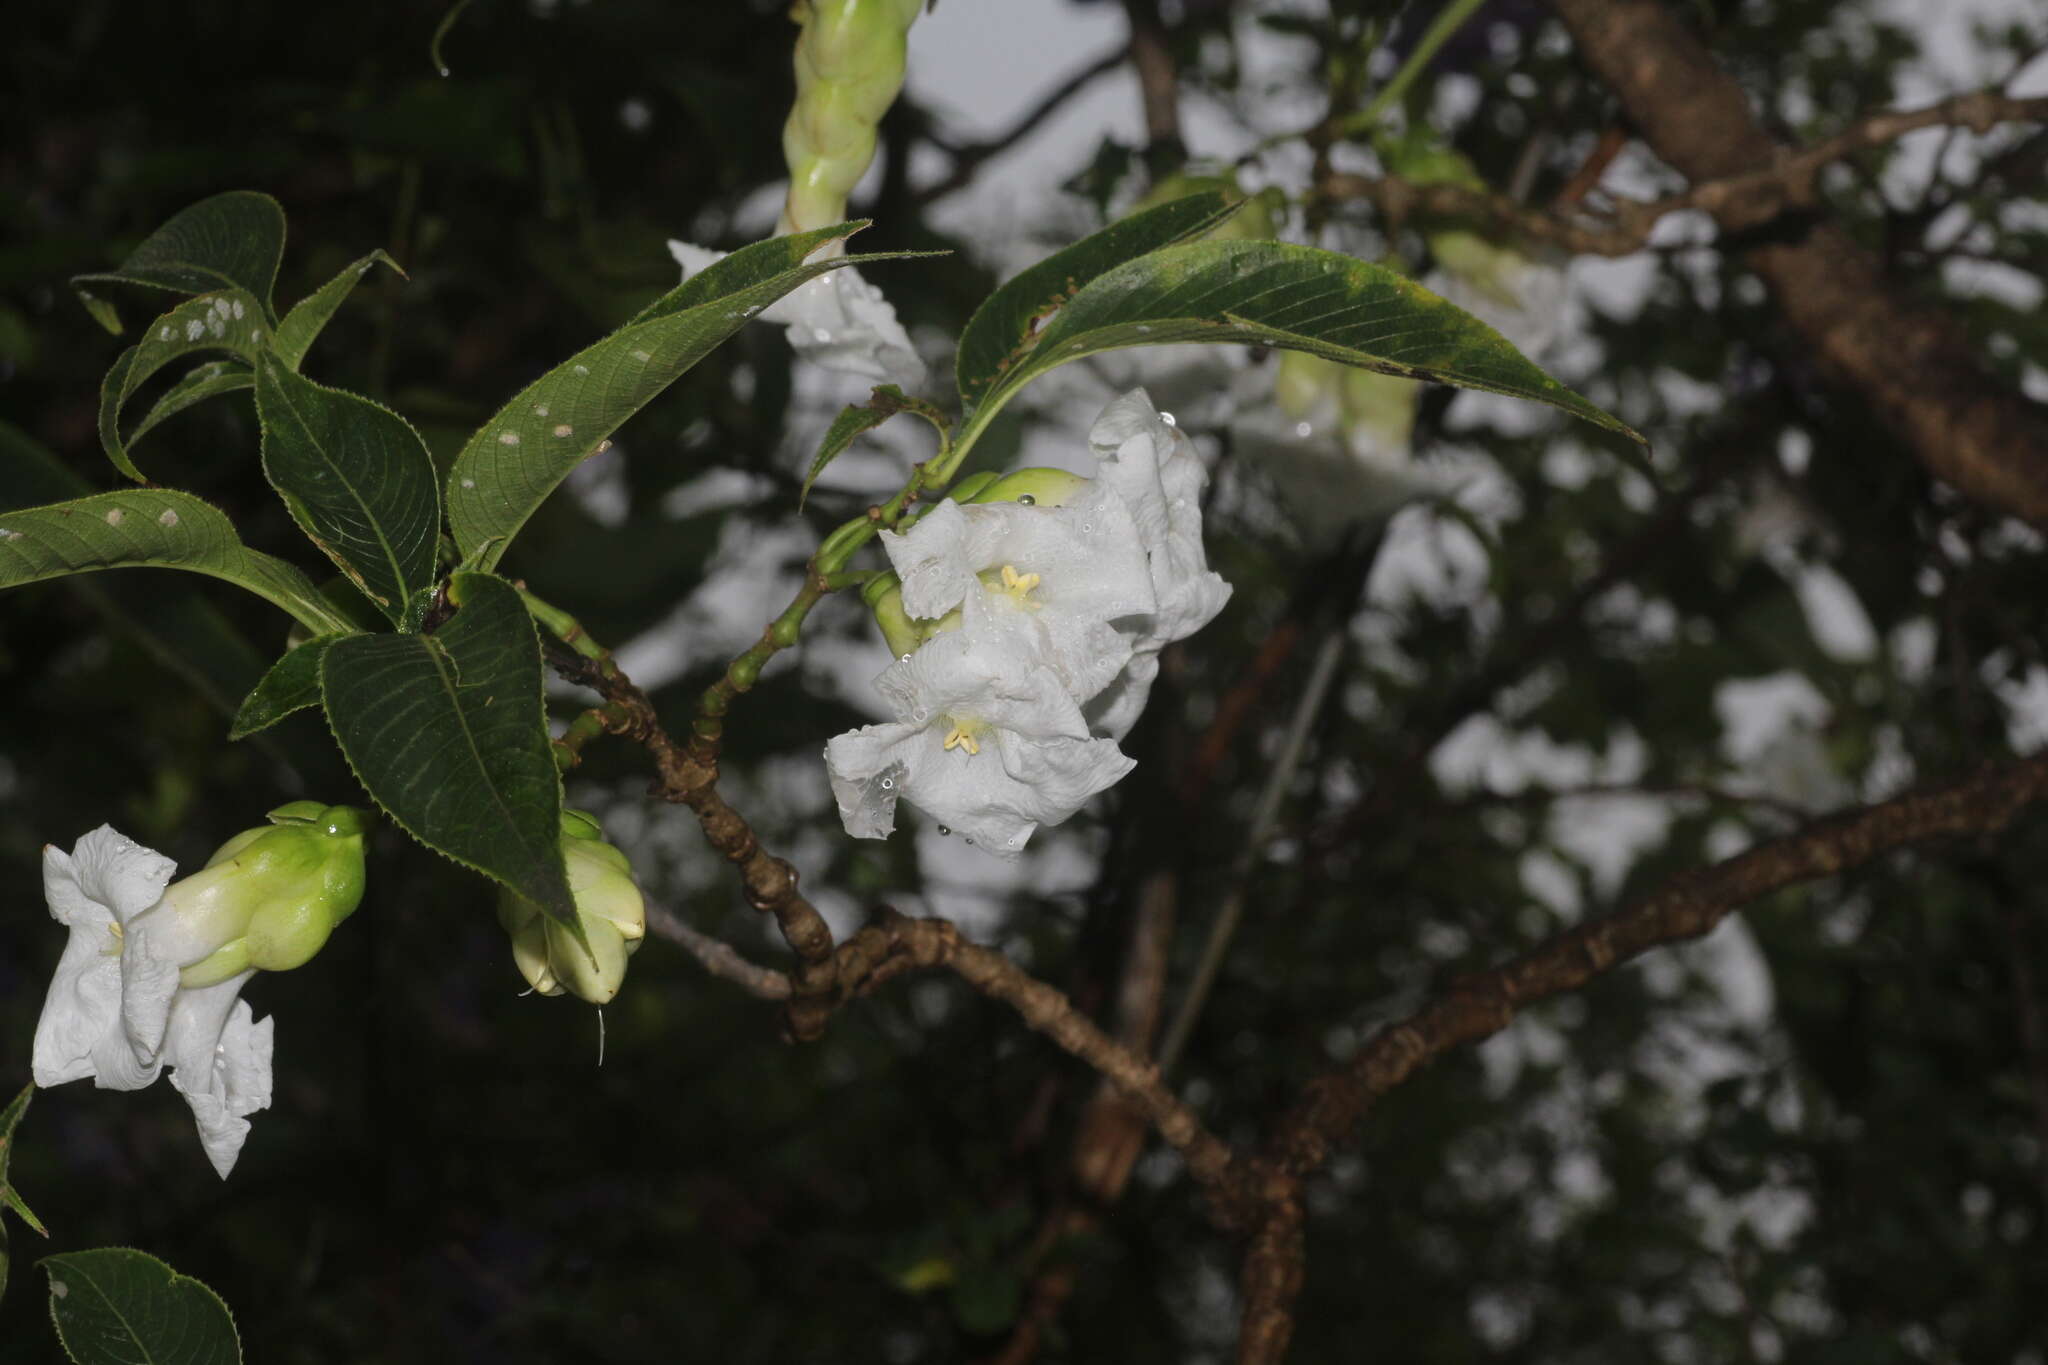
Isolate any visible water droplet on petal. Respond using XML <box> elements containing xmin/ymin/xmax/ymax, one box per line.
<box><xmin>964</xmin><ymin>837</ymin><xmax>975</xmax><ymax>846</ymax></box>
<box><xmin>1160</xmin><ymin>411</ymin><xmax>1177</xmax><ymax>427</ymax></box>
<box><xmin>1080</xmin><ymin>522</ymin><xmax>1093</xmax><ymax>533</ymax></box>
<box><xmin>937</xmin><ymin>825</ymin><xmax>950</xmax><ymax>836</ymax></box>
<box><xmin>812</xmin><ymin>327</ymin><xmax>832</xmax><ymax>343</ymax></box>
<box><xmin>1294</xmin><ymin>421</ymin><xmax>1313</xmax><ymax>438</ymax></box>
<box><xmin>880</xmin><ymin>778</ymin><xmax>894</xmax><ymax>790</ymax></box>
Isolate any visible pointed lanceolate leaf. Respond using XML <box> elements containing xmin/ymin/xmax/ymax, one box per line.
<box><xmin>955</xmin><ymin>237</ymin><xmax>1645</xmax><ymax>457</ymax></box>
<box><xmin>255</xmin><ymin>351</ymin><xmax>441</xmax><ymax>624</ymax></box>
<box><xmin>42</xmin><ymin>1248</ymin><xmax>240</xmax><ymax>1365</ymax></box>
<box><xmin>272</xmin><ymin>251</ymin><xmax>403</xmax><ymax>371</ymax></box>
<box><xmin>0</xmin><ymin>490</ymin><xmax>357</xmax><ymax>636</ymax></box>
<box><xmin>447</xmin><ymin>223</ymin><xmax>925</xmax><ymax>569</ymax></box>
<box><xmin>954</xmin><ymin>190</ymin><xmax>1241</xmax><ymax>411</ymax></box>
<box><xmin>99</xmin><ymin>291</ymin><xmax>269</xmax><ymax>482</ymax></box>
<box><xmin>230</xmin><ymin>634</ymin><xmax>349</xmax><ymax>740</ymax></box>
<box><xmin>126</xmin><ymin>360</ymin><xmax>255</xmax><ymax>453</ymax></box>
<box><xmin>801</xmin><ymin>385</ymin><xmax>948</xmax><ymax>508</ymax></box>
<box><xmin>72</xmin><ymin>191</ymin><xmax>286</xmax><ymax>335</ymax></box>
<box><xmin>320</xmin><ymin>571</ymin><xmax>572</xmax><ymax>923</ymax></box>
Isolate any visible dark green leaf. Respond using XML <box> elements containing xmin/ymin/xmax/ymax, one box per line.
<box><xmin>125</xmin><ymin>361</ymin><xmax>255</xmax><ymax>453</ymax></box>
<box><xmin>72</xmin><ymin>191</ymin><xmax>286</xmax><ymax>334</ymax></box>
<box><xmin>954</xmin><ymin>238</ymin><xmax>1644</xmax><ymax>457</ymax></box>
<box><xmin>447</xmin><ymin>223</ymin><xmax>927</xmax><ymax>570</ymax></box>
<box><xmin>320</xmin><ymin>571</ymin><xmax>572</xmax><ymax>922</ymax></box>
<box><xmin>801</xmin><ymin>385</ymin><xmax>948</xmax><ymax>508</ymax></box>
<box><xmin>272</xmin><ymin>251</ymin><xmax>403</xmax><ymax>371</ymax></box>
<box><xmin>98</xmin><ymin>291</ymin><xmax>267</xmax><ymax>482</ymax></box>
<box><xmin>42</xmin><ymin>1248</ymin><xmax>240</xmax><ymax>1365</ymax></box>
<box><xmin>230</xmin><ymin>634</ymin><xmax>349</xmax><ymax>740</ymax></box>
<box><xmin>954</xmin><ymin>190</ymin><xmax>1241</xmax><ymax>412</ymax></box>
<box><xmin>0</xmin><ymin>489</ymin><xmax>357</xmax><ymax>636</ymax></box>
<box><xmin>255</xmin><ymin>351</ymin><xmax>441</xmax><ymax>624</ymax></box>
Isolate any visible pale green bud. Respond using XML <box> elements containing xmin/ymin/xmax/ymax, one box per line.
<box><xmin>169</xmin><ymin>803</ymin><xmax>372</xmax><ymax>988</ymax></box>
<box><xmin>781</xmin><ymin>0</ymin><xmax>923</xmax><ymax>234</ymax></box>
<box><xmin>863</xmin><ymin>573</ymin><xmax>927</xmax><ymax>659</ymax></box>
<box><xmin>497</xmin><ymin>811</ymin><xmax>646</xmax><ymax>1006</ymax></box>
<box><xmin>966</xmin><ymin>467</ymin><xmax>1091</xmax><ymax>508</ymax></box>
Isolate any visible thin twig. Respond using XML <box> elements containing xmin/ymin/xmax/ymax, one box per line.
<box><xmin>1158</xmin><ymin>628</ymin><xmax>1347</xmax><ymax>1076</ymax></box>
<box><xmin>644</xmin><ymin>902</ymin><xmax>791</xmax><ymax>1000</ymax></box>
<box><xmin>1317</xmin><ymin>88</ymin><xmax>2048</xmax><ymax>256</ymax></box>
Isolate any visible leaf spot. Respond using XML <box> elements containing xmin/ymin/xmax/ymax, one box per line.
<box><xmin>572</xmin><ymin>364</ymin><xmax>590</xmax><ymax>375</ymax></box>
<box><xmin>532</xmin><ymin>403</ymin><xmax>550</xmax><ymax>417</ymax></box>
<box><xmin>49</xmin><ymin>1280</ymin><xmax>67</xmax><ymax>1299</ymax></box>
<box><xmin>630</xmin><ymin>349</ymin><xmax>651</xmax><ymax>363</ymax></box>
<box><xmin>104</xmin><ymin>508</ymin><xmax>126</xmax><ymax>527</ymax></box>
<box><xmin>158</xmin><ymin>508</ymin><xmax>180</xmax><ymax>527</ymax></box>
<box><xmin>0</xmin><ymin>528</ymin><xmax>20</xmax><ymax>542</ymax></box>
<box><xmin>232</xmin><ymin>299</ymin><xmax>246</xmax><ymax>319</ymax></box>
<box><xmin>185</xmin><ymin>319</ymin><xmax>205</xmax><ymax>341</ymax></box>
<box><xmin>460</xmin><ymin>478</ymin><xmax>477</xmax><ymax>489</ymax></box>
<box><xmin>498</xmin><ymin>432</ymin><xmax>521</xmax><ymax>446</ymax></box>
<box><xmin>553</xmin><ymin>424</ymin><xmax>573</xmax><ymax>438</ymax></box>
<box><xmin>158</xmin><ymin>325</ymin><xmax>173</xmax><ymax>341</ymax></box>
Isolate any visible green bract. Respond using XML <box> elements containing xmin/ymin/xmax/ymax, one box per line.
<box><xmin>171</xmin><ymin>802</ymin><xmax>372</xmax><ymax>986</ymax></box>
<box><xmin>496</xmin><ymin>811</ymin><xmax>647</xmax><ymax>1005</ymax></box>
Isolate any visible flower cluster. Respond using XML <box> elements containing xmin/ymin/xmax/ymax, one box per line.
<box><xmin>31</xmin><ymin>805</ymin><xmax>369</xmax><ymax>1177</ymax></box>
<box><xmin>825</xmin><ymin>389</ymin><xmax>1231</xmax><ymax>857</ymax></box>
<box><xmin>497</xmin><ymin>810</ymin><xmax>648</xmax><ymax>1005</ymax></box>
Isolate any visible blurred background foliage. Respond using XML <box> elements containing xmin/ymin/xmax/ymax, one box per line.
<box><xmin>4</xmin><ymin>0</ymin><xmax>2048</xmax><ymax>1361</ymax></box>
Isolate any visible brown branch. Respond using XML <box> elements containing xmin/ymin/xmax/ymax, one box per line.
<box><xmin>1317</xmin><ymin>87</ymin><xmax>2048</xmax><ymax>258</ymax></box>
<box><xmin>1220</xmin><ymin>751</ymin><xmax>2048</xmax><ymax>1357</ymax></box>
<box><xmin>1546</xmin><ymin>0</ymin><xmax>2048</xmax><ymax>527</ymax></box>
<box><xmin>644</xmin><ymin>902</ymin><xmax>791</xmax><ymax>1000</ymax></box>
<box><xmin>836</xmin><ymin>908</ymin><xmax>1238</xmax><ymax>1189</ymax></box>
<box><xmin>1275</xmin><ymin>750</ymin><xmax>2048</xmax><ymax>1177</ymax></box>
<box><xmin>1121</xmin><ymin>0</ymin><xmax>1185</xmax><ymax>172</ymax></box>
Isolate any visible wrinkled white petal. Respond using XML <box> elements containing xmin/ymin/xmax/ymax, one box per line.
<box><xmin>1089</xmin><ymin>389</ymin><xmax>1233</xmax><ymax>658</ymax></box>
<box><xmin>826</xmin><ymin>607</ymin><xmax>1134</xmax><ymax>856</ymax></box>
<box><xmin>162</xmin><ymin>972</ymin><xmax>273</xmax><ymax>1179</ymax></box>
<box><xmin>32</xmin><ymin>827</ymin><xmax>175</xmax><ymax>1091</ymax></box>
<box><xmin>882</xmin><ymin>484</ymin><xmax>1154</xmax><ymax>701</ymax></box>
<box><xmin>1083</xmin><ymin>647</ymin><xmax>1161</xmax><ymax>743</ymax></box>
<box><xmin>668</xmin><ymin>239</ymin><xmax>921</xmax><ymax>387</ymax></box>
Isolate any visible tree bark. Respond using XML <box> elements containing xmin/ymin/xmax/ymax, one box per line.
<box><xmin>1550</xmin><ymin>0</ymin><xmax>2048</xmax><ymax>527</ymax></box>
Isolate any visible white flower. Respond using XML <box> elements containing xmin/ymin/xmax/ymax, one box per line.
<box><xmin>1083</xmin><ymin>390</ymin><xmax>1234</xmax><ymax>737</ymax></box>
<box><xmin>668</xmin><ymin>240</ymin><xmax>922</xmax><ymax>388</ymax></box>
<box><xmin>826</xmin><ymin>596</ymin><xmax>1135</xmax><ymax>857</ymax></box>
<box><xmin>32</xmin><ymin>825</ymin><xmax>274</xmax><ymax>1179</ymax></box>
<box><xmin>32</xmin><ymin>826</ymin><xmax>175</xmax><ymax>1092</ymax></box>
<box><xmin>880</xmin><ymin>480</ymin><xmax>1155</xmax><ymax>702</ymax></box>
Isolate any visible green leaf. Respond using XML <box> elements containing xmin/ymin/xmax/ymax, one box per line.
<box><xmin>801</xmin><ymin>384</ymin><xmax>949</xmax><ymax>508</ymax></box>
<box><xmin>230</xmin><ymin>634</ymin><xmax>348</xmax><ymax>740</ymax></box>
<box><xmin>98</xmin><ymin>291</ymin><xmax>268</xmax><ymax>482</ymax></box>
<box><xmin>125</xmin><ymin>360</ymin><xmax>255</xmax><ymax>454</ymax></box>
<box><xmin>42</xmin><ymin>1248</ymin><xmax>240</xmax><ymax>1365</ymax></box>
<box><xmin>272</xmin><ymin>250</ymin><xmax>403</xmax><ymax>371</ymax></box>
<box><xmin>254</xmin><ymin>352</ymin><xmax>441</xmax><ymax>624</ymax></box>
<box><xmin>72</xmin><ymin>191</ymin><xmax>286</xmax><ymax>335</ymax></box>
<box><xmin>954</xmin><ymin>190</ymin><xmax>1241</xmax><ymax>412</ymax></box>
<box><xmin>0</xmin><ymin>489</ymin><xmax>357</xmax><ymax>637</ymax></box>
<box><xmin>0</xmin><ymin>1082</ymin><xmax>48</xmax><ymax>1295</ymax></box>
<box><xmin>447</xmin><ymin>222</ymin><xmax>926</xmax><ymax>569</ymax></box>
<box><xmin>952</xmin><ymin>237</ymin><xmax>1645</xmax><ymax>463</ymax></box>
<box><xmin>320</xmin><ymin>571</ymin><xmax>572</xmax><ymax>922</ymax></box>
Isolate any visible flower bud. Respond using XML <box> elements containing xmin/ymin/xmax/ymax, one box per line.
<box><xmin>159</xmin><ymin>803</ymin><xmax>371</xmax><ymax>989</ymax></box>
<box><xmin>497</xmin><ymin>811</ymin><xmax>647</xmax><ymax>1005</ymax></box>
<box><xmin>965</xmin><ymin>467</ymin><xmax>1092</xmax><ymax>508</ymax></box>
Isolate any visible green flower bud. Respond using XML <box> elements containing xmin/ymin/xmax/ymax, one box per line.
<box><xmin>863</xmin><ymin>573</ymin><xmax>926</xmax><ymax>659</ymax></box>
<box><xmin>966</xmin><ymin>467</ymin><xmax>1091</xmax><ymax>508</ymax></box>
<box><xmin>170</xmin><ymin>803</ymin><xmax>372</xmax><ymax>988</ymax></box>
<box><xmin>781</xmin><ymin>0</ymin><xmax>923</xmax><ymax>234</ymax></box>
<box><xmin>497</xmin><ymin>811</ymin><xmax>647</xmax><ymax>1006</ymax></box>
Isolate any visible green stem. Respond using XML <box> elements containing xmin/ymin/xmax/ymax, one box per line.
<box><xmin>1337</xmin><ymin>0</ymin><xmax>1490</xmax><ymax>142</ymax></box>
<box><xmin>517</xmin><ymin>586</ymin><xmax>608</xmax><ymax>662</ymax></box>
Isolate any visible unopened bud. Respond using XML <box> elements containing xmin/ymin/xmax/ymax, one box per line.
<box><xmin>497</xmin><ymin>811</ymin><xmax>647</xmax><ymax>1005</ymax></box>
<box><xmin>967</xmin><ymin>467</ymin><xmax>1091</xmax><ymax>508</ymax></box>
<box><xmin>159</xmin><ymin>802</ymin><xmax>372</xmax><ymax>988</ymax></box>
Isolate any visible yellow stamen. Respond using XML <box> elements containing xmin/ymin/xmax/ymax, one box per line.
<box><xmin>1000</xmin><ymin>563</ymin><xmax>1041</xmax><ymax>595</ymax></box>
<box><xmin>942</xmin><ymin>723</ymin><xmax>981</xmax><ymax>755</ymax></box>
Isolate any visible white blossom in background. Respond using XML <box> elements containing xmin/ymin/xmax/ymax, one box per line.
<box><xmin>32</xmin><ymin>826</ymin><xmax>274</xmax><ymax>1178</ymax></box>
<box><xmin>827</xmin><ymin>388</ymin><xmax>1231</xmax><ymax>854</ymax></box>
<box><xmin>668</xmin><ymin>240</ymin><xmax>923</xmax><ymax>388</ymax></box>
